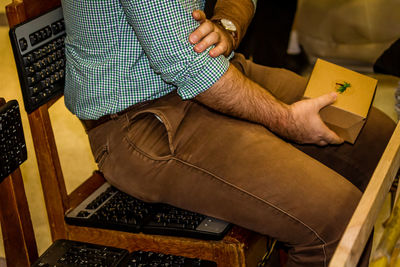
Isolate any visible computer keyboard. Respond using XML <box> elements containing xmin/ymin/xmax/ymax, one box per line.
<box><xmin>9</xmin><ymin>6</ymin><xmax>65</xmax><ymax>113</ymax></box>
<box><xmin>65</xmin><ymin>183</ymin><xmax>231</xmax><ymax>240</ymax></box>
<box><xmin>32</xmin><ymin>239</ymin><xmax>217</xmax><ymax>267</ymax></box>
<box><xmin>31</xmin><ymin>239</ymin><xmax>129</xmax><ymax>267</ymax></box>
<box><xmin>0</xmin><ymin>100</ymin><xmax>27</xmax><ymax>181</ymax></box>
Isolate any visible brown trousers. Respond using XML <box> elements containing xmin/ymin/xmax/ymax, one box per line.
<box><xmin>86</xmin><ymin>54</ymin><xmax>395</xmax><ymax>266</ymax></box>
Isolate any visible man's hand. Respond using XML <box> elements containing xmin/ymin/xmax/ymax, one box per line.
<box><xmin>189</xmin><ymin>10</ymin><xmax>234</xmax><ymax>58</ymax></box>
<box><xmin>285</xmin><ymin>93</ymin><xmax>344</xmax><ymax>146</ymax></box>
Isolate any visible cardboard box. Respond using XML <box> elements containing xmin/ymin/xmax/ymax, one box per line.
<box><xmin>304</xmin><ymin>59</ymin><xmax>377</xmax><ymax>144</ymax></box>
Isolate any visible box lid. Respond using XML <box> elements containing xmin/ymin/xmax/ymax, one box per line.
<box><xmin>304</xmin><ymin>59</ymin><xmax>377</xmax><ymax>118</ymax></box>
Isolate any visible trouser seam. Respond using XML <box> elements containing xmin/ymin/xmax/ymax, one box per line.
<box><xmin>171</xmin><ymin>156</ymin><xmax>328</xmax><ymax>267</ymax></box>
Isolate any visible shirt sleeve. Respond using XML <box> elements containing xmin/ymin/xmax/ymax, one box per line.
<box><xmin>119</xmin><ymin>0</ymin><xmax>230</xmax><ymax>99</ymax></box>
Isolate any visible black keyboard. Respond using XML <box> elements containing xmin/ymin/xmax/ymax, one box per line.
<box><xmin>32</xmin><ymin>239</ymin><xmax>217</xmax><ymax>267</ymax></box>
<box><xmin>0</xmin><ymin>100</ymin><xmax>27</xmax><ymax>182</ymax></box>
<box><xmin>31</xmin><ymin>239</ymin><xmax>128</xmax><ymax>267</ymax></box>
<box><xmin>65</xmin><ymin>183</ymin><xmax>231</xmax><ymax>240</ymax></box>
<box><xmin>9</xmin><ymin>6</ymin><xmax>65</xmax><ymax>113</ymax></box>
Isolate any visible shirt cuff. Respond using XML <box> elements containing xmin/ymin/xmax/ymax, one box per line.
<box><xmin>177</xmin><ymin>55</ymin><xmax>230</xmax><ymax>100</ymax></box>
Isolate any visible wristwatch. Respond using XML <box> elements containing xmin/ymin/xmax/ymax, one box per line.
<box><xmin>213</xmin><ymin>18</ymin><xmax>238</xmax><ymax>47</ymax></box>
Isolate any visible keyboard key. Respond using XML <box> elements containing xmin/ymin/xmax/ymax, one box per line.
<box><xmin>22</xmin><ymin>54</ymin><xmax>34</xmax><ymax>66</ymax></box>
<box><xmin>18</xmin><ymin>37</ymin><xmax>28</xmax><ymax>52</ymax></box>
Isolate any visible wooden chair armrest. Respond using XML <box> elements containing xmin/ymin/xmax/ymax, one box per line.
<box><xmin>329</xmin><ymin>122</ymin><xmax>400</xmax><ymax>267</ymax></box>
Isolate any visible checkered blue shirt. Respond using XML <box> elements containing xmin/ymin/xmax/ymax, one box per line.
<box><xmin>62</xmin><ymin>0</ymin><xmax>256</xmax><ymax>120</ymax></box>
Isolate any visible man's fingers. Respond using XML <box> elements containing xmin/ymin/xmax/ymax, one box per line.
<box><xmin>194</xmin><ymin>32</ymin><xmax>220</xmax><ymax>53</ymax></box>
<box><xmin>323</xmin><ymin>131</ymin><xmax>344</xmax><ymax>145</ymax></box>
<box><xmin>313</xmin><ymin>92</ymin><xmax>344</xmax><ymax>144</ymax></box>
<box><xmin>209</xmin><ymin>42</ymin><xmax>228</xmax><ymax>57</ymax></box>
<box><xmin>314</xmin><ymin>92</ymin><xmax>338</xmax><ymax>111</ymax></box>
<box><xmin>189</xmin><ymin>21</ymin><xmax>214</xmax><ymax>44</ymax></box>
<box><xmin>317</xmin><ymin>140</ymin><xmax>328</xmax><ymax>146</ymax></box>
<box><xmin>192</xmin><ymin>10</ymin><xmax>206</xmax><ymax>22</ymax></box>
<box><xmin>189</xmin><ymin>10</ymin><xmax>209</xmax><ymax>44</ymax></box>
<box><xmin>320</xmin><ymin>123</ymin><xmax>344</xmax><ymax>145</ymax></box>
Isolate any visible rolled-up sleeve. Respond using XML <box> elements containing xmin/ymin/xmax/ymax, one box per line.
<box><xmin>120</xmin><ymin>0</ymin><xmax>230</xmax><ymax>99</ymax></box>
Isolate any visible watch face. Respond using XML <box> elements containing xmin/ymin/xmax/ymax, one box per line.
<box><xmin>220</xmin><ymin>19</ymin><xmax>237</xmax><ymax>32</ymax></box>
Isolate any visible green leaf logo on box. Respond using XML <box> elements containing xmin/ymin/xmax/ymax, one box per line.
<box><xmin>335</xmin><ymin>82</ymin><xmax>351</xmax><ymax>94</ymax></box>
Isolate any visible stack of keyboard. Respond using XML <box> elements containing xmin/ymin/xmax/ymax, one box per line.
<box><xmin>66</xmin><ymin>183</ymin><xmax>231</xmax><ymax>240</ymax></box>
<box><xmin>32</xmin><ymin>239</ymin><xmax>217</xmax><ymax>267</ymax></box>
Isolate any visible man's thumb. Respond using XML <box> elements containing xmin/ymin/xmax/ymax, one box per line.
<box><xmin>315</xmin><ymin>92</ymin><xmax>338</xmax><ymax>110</ymax></box>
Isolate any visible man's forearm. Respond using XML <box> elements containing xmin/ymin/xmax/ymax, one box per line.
<box><xmin>196</xmin><ymin>64</ymin><xmax>343</xmax><ymax>145</ymax></box>
<box><xmin>196</xmin><ymin>64</ymin><xmax>291</xmax><ymax>137</ymax></box>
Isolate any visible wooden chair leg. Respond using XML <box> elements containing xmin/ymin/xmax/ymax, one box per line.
<box><xmin>0</xmin><ymin>168</ymin><xmax>38</xmax><ymax>267</ymax></box>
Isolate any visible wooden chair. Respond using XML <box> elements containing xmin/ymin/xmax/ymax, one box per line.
<box><xmin>0</xmin><ymin>98</ymin><xmax>38</xmax><ymax>267</ymax></box>
<box><xmin>5</xmin><ymin>1</ymin><xmax>270</xmax><ymax>266</ymax></box>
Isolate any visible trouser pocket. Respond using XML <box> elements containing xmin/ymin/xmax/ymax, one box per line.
<box><xmin>125</xmin><ymin>92</ymin><xmax>192</xmax><ymax>159</ymax></box>
<box><xmin>125</xmin><ymin>112</ymin><xmax>172</xmax><ymax>159</ymax></box>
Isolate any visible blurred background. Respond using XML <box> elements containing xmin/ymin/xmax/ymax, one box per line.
<box><xmin>0</xmin><ymin>0</ymin><xmax>399</xmax><ymax>265</ymax></box>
